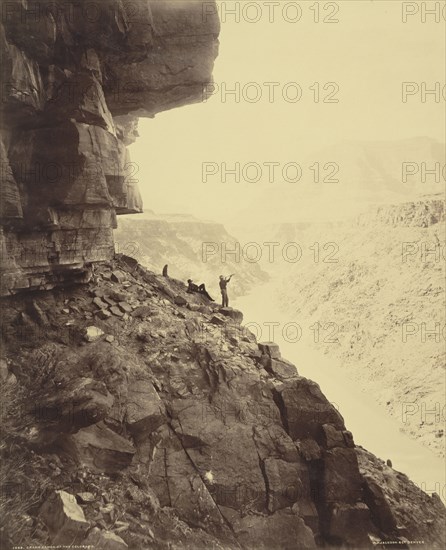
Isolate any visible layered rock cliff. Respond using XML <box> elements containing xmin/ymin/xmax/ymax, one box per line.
<box><xmin>1</xmin><ymin>255</ymin><xmax>444</xmax><ymax>549</ymax></box>
<box><xmin>0</xmin><ymin>0</ymin><xmax>219</xmax><ymax>295</ymax></box>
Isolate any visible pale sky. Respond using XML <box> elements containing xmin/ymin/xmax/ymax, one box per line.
<box><xmin>129</xmin><ymin>0</ymin><xmax>446</xmax><ymax>223</ymax></box>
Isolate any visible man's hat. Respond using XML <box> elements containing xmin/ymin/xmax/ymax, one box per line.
<box><xmin>187</xmin><ymin>279</ymin><xmax>192</xmax><ymax>283</ymax></box>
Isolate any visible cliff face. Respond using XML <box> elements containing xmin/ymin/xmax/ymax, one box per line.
<box><xmin>0</xmin><ymin>0</ymin><xmax>219</xmax><ymax>295</ymax></box>
<box><xmin>1</xmin><ymin>255</ymin><xmax>444</xmax><ymax>549</ymax></box>
<box><xmin>357</xmin><ymin>197</ymin><xmax>445</xmax><ymax>228</ymax></box>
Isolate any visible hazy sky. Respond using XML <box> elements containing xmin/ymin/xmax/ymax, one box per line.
<box><xmin>129</xmin><ymin>0</ymin><xmax>445</xmax><ymax>223</ymax></box>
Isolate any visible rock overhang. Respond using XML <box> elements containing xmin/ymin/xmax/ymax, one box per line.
<box><xmin>0</xmin><ymin>0</ymin><xmax>220</xmax><ymax>295</ymax></box>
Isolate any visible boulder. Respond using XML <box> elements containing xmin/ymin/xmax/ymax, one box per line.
<box><xmin>70</xmin><ymin>421</ymin><xmax>135</xmax><ymax>473</ymax></box>
<box><xmin>39</xmin><ymin>490</ymin><xmax>90</xmax><ymax>545</ymax></box>
<box><xmin>362</xmin><ymin>475</ymin><xmax>398</xmax><ymax>534</ymax></box>
<box><xmin>210</xmin><ymin>314</ymin><xmax>226</xmax><ymax>326</ymax></box>
<box><xmin>110</xmin><ymin>306</ymin><xmax>124</xmax><ymax>317</ymax></box>
<box><xmin>33</xmin><ymin>378</ymin><xmax>114</xmax><ymax>432</ymax></box>
<box><xmin>276</xmin><ymin>377</ymin><xmax>345</xmax><ymax>441</ymax></box>
<box><xmin>125</xmin><ymin>379</ymin><xmax>166</xmax><ymax>439</ymax></box>
<box><xmin>85</xmin><ymin>326</ymin><xmax>105</xmax><ymax>342</ymax></box>
<box><xmin>219</xmin><ymin>307</ymin><xmax>243</xmax><ymax>324</ymax></box>
<box><xmin>323</xmin><ymin>448</ymin><xmax>363</xmax><ymax>504</ymax></box>
<box><xmin>157</xmin><ymin>281</ymin><xmax>176</xmax><ymax>300</ymax></box>
<box><xmin>110</xmin><ymin>291</ymin><xmax>128</xmax><ymax>302</ymax></box>
<box><xmin>132</xmin><ymin>305</ymin><xmax>153</xmax><ymax>319</ymax></box>
<box><xmin>111</xmin><ymin>270</ymin><xmax>126</xmax><ymax>283</ymax></box>
<box><xmin>265</xmin><ymin>357</ymin><xmax>298</xmax><ymax>380</ymax></box>
<box><xmin>174</xmin><ymin>295</ymin><xmax>188</xmax><ymax>306</ymax></box>
<box><xmin>103</xmin><ymin>296</ymin><xmax>117</xmax><ymax>307</ymax></box>
<box><xmin>258</xmin><ymin>342</ymin><xmax>281</xmax><ymax>359</ymax></box>
<box><xmin>93</xmin><ymin>297</ymin><xmax>109</xmax><ymax>309</ymax></box>
<box><xmin>321</xmin><ymin>424</ymin><xmax>346</xmax><ymax>449</ymax></box>
<box><xmin>118</xmin><ymin>302</ymin><xmax>133</xmax><ymax>314</ymax></box>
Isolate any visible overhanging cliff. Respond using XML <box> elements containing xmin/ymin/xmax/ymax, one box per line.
<box><xmin>0</xmin><ymin>0</ymin><xmax>220</xmax><ymax>295</ymax></box>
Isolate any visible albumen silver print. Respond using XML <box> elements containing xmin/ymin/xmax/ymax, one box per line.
<box><xmin>0</xmin><ymin>1</ymin><xmax>445</xmax><ymax>549</ymax></box>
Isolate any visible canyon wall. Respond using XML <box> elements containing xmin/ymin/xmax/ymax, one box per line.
<box><xmin>271</xmin><ymin>199</ymin><xmax>445</xmax><ymax>457</ymax></box>
<box><xmin>0</xmin><ymin>0</ymin><xmax>219</xmax><ymax>295</ymax></box>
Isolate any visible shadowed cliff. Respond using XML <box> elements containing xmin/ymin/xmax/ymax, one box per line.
<box><xmin>0</xmin><ymin>0</ymin><xmax>219</xmax><ymax>295</ymax></box>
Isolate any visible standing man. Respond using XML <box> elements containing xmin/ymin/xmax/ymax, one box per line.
<box><xmin>219</xmin><ymin>274</ymin><xmax>234</xmax><ymax>307</ymax></box>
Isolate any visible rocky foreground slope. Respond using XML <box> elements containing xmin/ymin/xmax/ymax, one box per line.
<box><xmin>1</xmin><ymin>255</ymin><xmax>444</xmax><ymax>549</ymax></box>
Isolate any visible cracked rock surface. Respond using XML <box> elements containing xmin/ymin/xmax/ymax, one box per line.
<box><xmin>1</xmin><ymin>255</ymin><xmax>444</xmax><ymax>549</ymax></box>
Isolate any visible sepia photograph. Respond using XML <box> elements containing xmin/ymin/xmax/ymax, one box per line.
<box><xmin>0</xmin><ymin>1</ymin><xmax>445</xmax><ymax>548</ymax></box>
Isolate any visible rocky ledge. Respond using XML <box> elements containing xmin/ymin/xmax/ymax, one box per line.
<box><xmin>1</xmin><ymin>255</ymin><xmax>444</xmax><ymax>549</ymax></box>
